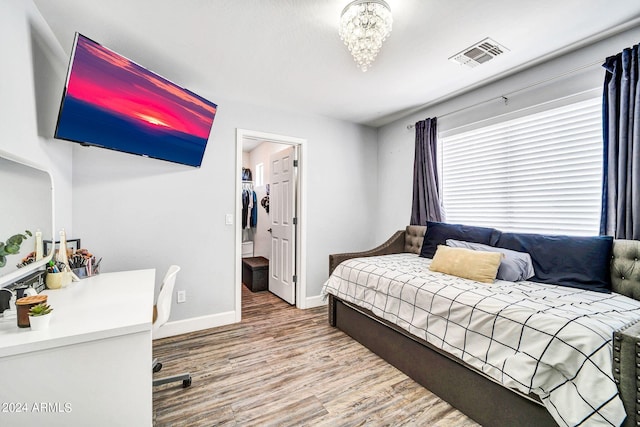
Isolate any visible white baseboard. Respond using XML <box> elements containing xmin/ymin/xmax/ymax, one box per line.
<box><xmin>305</xmin><ymin>294</ymin><xmax>327</xmax><ymax>308</ymax></box>
<box><xmin>153</xmin><ymin>310</ymin><xmax>236</xmax><ymax>340</ymax></box>
<box><xmin>154</xmin><ymin>296</ymin><xmax>326</xmax><ymax>340</ymax></box>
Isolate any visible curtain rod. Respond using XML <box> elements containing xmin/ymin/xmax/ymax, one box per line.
<box><xmin>406</xmin><ymin>59</ymin><xmax>603</xmax><ymax>130</ymax></box>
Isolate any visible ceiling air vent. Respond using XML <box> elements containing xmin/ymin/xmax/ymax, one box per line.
<box><xmin>449</xmin><ymin>38</ymin><xmax>509</xmax><ymax>68</ymax></box>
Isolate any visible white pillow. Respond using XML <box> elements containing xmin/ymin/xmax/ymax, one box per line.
<box><xmin>446</xmin><ymin>239</ymin><xmax>535</xmax><ymax>282</ymax></box>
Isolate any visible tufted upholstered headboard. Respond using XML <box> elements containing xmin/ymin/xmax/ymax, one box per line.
<box><xmin>329</xmin><ymin>225</ymin><xmax>640</xmax><ymax>300</ymax></box>
<box><xmin>403</xmin><ymin>225</ymin><xmax>426</xmax><ymax>254</ymax></box>
<box><xmin>611</xmin><ymin>239</ymin><xmax>640</xmax><ymax>300</ymax></box>
<box><xmin>399</xmin><ymin>225</ymin><xmax>640</xmax><ymax>300</ymax></box>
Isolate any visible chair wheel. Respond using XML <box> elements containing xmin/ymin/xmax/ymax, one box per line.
<box><xmin>182</xmin><ymin>377</ymin><xmax>192</xmax><ymax>388</ymax></box>
<box><xmin>153</xmin><ymin>363</ymin><xmax>162</xmax><ymax>373</ymax></box>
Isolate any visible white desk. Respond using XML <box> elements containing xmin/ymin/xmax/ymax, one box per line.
<box><xmin>0</xmin><ymin>269</ymin><xmax>155</xmax><ymax>427</ymax></box>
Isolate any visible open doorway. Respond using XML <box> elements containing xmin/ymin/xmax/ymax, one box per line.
<box><xmin>235</xmin><ymin>129</ymin><xmax>307</xmax><ymax>322</ymax></box>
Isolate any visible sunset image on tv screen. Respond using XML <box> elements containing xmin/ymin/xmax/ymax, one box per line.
<box><xmin>55</xmin><ymin>34</ymin><xmax>217</xmax><ymax>167</ymax></box>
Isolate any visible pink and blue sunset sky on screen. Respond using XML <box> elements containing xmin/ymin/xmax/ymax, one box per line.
<box><xmin>65</xmin><ymin>35</ymin><xmax>217</xmax><ymax>140</ymax></box>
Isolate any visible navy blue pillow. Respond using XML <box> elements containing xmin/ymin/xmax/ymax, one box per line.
<box><xmin>495</xmin><ymin>232</ymin><xmax>613</xmax><ymax>293</ymax></box>
<box><xmin>420</xmin><ymin>221</ymin><xmax>501</xmax><ymax>259</ymax></box>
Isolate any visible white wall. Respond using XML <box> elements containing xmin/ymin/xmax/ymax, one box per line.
<box><xmin>0</xmin><ymin>1</ymin><xmax>73</xmax><ymax>239</ymax></box>
<box><xmin>72</xmin><ymin>94</ymin><xmax>378</xmax><ymax>324</ymax></box>
<box><xmin>241</xmin><ymin>151</ymin><xmax>250</xmax><ymax>169</ymax></box>
<box><xmin>2</xmin><ymin>0</ymin><xmax>378</xmax><ymax>333</ymax></box>
<box><xmin>375</xmin><ymin>25</ymin><xmax>640</xmax><ymax>243</ymax></box>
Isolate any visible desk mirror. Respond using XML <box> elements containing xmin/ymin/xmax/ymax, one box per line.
<box><xmin>0</xmin><ymin>150</ymin><xmax>54</xmax><ymax>288</ymax></box>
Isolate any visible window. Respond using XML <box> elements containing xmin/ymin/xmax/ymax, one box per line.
<box><xmin>439</xmin><ymin>98</ymin><xmax>602</xmax><ymax>236</ymax></box>
<box><xmin>255</xmin><ymin>163</ymin><xmax>264</xmax><ymax>187</ymax></box>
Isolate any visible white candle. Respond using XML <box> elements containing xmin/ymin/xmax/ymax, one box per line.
<box><xmin>57</xmin><ymin>229</ymin><xmax>80</xmax><ymax>283</ymax></box>
<box><xmin>57</xmin><ymin>228</ymin><xmax>69</xmax><ymax>266</ymax></box>
<box><xmin>35</xmin><ymin>230</ymin><xmax>43</xmax><ymax>261</ymax></box>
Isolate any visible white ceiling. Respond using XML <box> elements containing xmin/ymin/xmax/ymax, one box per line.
<box><xmin>33</xmin><ymin>0</ymin><xmax>640</xmax><ymax>128</ymax></box>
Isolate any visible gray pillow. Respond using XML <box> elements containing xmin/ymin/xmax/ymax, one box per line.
<box><xmin>446</xmin><ymin>239</ymin><xmax>535</xmax><ymax>282</ymax></box>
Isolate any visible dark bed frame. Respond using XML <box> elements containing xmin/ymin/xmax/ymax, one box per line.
<box><xmin>327</xmin><ymin>295</ymin><xmax>555</xmax><ymax>426</ymax></box>
<box><xmin>327</xmin><ymin>226</ymin><xmax>640</xmax><ymax>427</ymax></box>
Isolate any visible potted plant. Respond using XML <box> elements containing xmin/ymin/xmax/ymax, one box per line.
<box><xmin>28</xmin><ymin>302</ymin><xmax>53</xmax><ymax>330</ymax></box>
<box><xmin>0</xmin><ymin>230</ymin><xmax>32</xmax><ymax>268</ymax></box>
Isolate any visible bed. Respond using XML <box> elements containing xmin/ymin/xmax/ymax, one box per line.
<box><xmin>323</xmin><ymin>225</ymin><xmax>640</xmax><ymax>427</ymax></box>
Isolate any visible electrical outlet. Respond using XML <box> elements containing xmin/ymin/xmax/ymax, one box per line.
<box><xmin>177</xmin><ymin>290</ymin><xmax>186</xmax><ymax>303</ymax></box>
<box><xmin>225</xmin><ymin>213</ymin><xmax>233</xmax><ymax>225</ymax></box>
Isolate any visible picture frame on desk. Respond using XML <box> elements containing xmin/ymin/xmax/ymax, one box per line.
<box><xmin>43</xmin><ymin>238</ymin><xmax>81</xmax><ymax>258</ymax></box>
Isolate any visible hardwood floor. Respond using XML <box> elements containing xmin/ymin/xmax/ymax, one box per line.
<box><xmin>152</xmin><ymin>287</ymin><xmax>479</xmax><ymax>426</ymax></box>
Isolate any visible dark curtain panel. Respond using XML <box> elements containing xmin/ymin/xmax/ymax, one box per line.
<box><xmin>410</xmin><ymin>117</ymin><xmax>444</xmax><ymax>225</ymax></box>
<box><xmin>600</xmin><ymin>43</ymin><xmax>640</xmax><ymax>239</ymax></box>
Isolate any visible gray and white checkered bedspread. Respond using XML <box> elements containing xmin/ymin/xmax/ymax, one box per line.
<box><xmin>322</xmin><ymin>253</ymin><xmax>640</xmax><ymax>427</ymax></box>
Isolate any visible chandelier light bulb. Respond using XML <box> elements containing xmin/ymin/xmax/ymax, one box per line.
<box><xmin>339</xmin><ymin>0</ymin><xmax>392</xmax><ymax>72</ymax></box>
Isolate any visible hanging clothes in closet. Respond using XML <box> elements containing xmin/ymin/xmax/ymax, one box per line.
<box><xmin>250</xmin><ymin>191</ymin><xmax>257</xmax><ymax>228</ymax></box>
<box><xmin>242</xmin><ymin>181</ymin><xmax>257</xmax><ymax>229</ymax></box>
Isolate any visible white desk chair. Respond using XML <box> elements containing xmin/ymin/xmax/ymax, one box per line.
<box><xmin>152</xmin><ymin>265</ymin><xmax>192</xmax><ymax>388</ymax></box>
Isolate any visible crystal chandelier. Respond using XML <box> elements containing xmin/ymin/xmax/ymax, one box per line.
<box><xmin>339</xmin><ymin>0</ymin><xmax>393</xmax><ymax>72</ymax></box>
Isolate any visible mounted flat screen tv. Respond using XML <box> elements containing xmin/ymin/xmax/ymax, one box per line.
<box><xmin>54</xmin><ymin>33</ymin><xmax>217</xmax><ymax>167</ymax></box>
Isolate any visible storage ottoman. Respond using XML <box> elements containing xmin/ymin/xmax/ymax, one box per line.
<box><xmin>242</xmin><ymin>256</ymin><xmax>269</xmax><ymax>292</ymax></box>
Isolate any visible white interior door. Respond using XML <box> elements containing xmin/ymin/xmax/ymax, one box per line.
<box><xmin>269</xmin><ymin>146</ymin><xmax>296</xmax><ymax>304</ymax></box>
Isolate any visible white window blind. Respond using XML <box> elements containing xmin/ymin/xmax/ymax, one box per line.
<box><xmin>440</xmin><ymin>97</ymin><xmax>602</xmax><ymax>236</ymax></box>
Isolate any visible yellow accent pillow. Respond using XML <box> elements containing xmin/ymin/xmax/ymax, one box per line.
<box><xmin>429</xmin><ymin>245</ymin><xmax>503</xmax><ymax>283</ymax></box>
